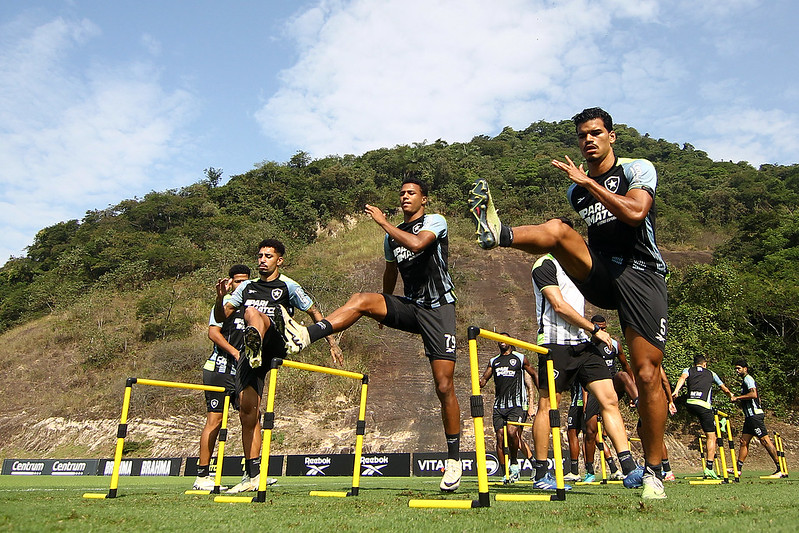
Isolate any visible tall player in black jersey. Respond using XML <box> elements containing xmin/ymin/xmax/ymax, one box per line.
<box><xmin>213</xmin><ymin>239</ymin><xmax>341</xmax><ymax>493</ymax></box>
<box><xmin>470</xmin><ymin>108</ymin><xmax>669</xmax><ymax>499</ymax></box>
<box><xmin>192</xmin><ymin>264</ymin><xmax>250</xmax><ymax>492</ymax></box>
<box><xmin>276</xmin><ymin>177</ymin><xmax>464</xmax><ymax>492</ymax></box>
<box><xmin>479</xmin><ymin>335</ymin><xmax>538</xmax><ymax>483</ymax></box>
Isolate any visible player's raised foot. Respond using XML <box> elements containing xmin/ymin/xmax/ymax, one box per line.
<box><xmin>582</xmin><ymin>472</ymin><xmax>597</xmax><ymax>483</ymax></box>
<box><xmin>703</xmin><ymin>467</ymin><xmax>720</xmax><ymax>480</ymax></box>
<box><xmin>277</xmin><ymin>305</ymin><xmax>311</xmax><ymax>354</ymax></box>
<box><xmin>468</xmin><ymin>178</ymin><xmax>501</xmax><ymax>250</ymax></box>
<box><xmin>439</xmin><ymin>459</ymin><xmax>462</xmax><ymax>492</ymax></box>
<box><xmin>563</xmin><ymin>472</ymin><xmax>581</xmax><ymax>482</ymax></box>
<box><xmin>623</xmin><ymin>466</ymin><xmax>644</xmax><ymax>488</ymax></box>
<box><xmin>663</xmin><ymin>470</ymin><xmax>676</xmax><ymax>482</ymax></box>
<box><xmin>192</xmin><ymin>475</ymin><xmax>227</xmax><ymax>491</ymax></box>
<box><xmin>509</xmin><ymin>463</ymin><xmax>521</xmax><ymax>483</ymax></box>
<box><xmin>243</xmin><ymin>326</ymin><xmax>262</xmax><ymax>368</ymax></box>
<box><xmin>641</xmin><ymin>469</ymin><xmax>667</xmax><ymax>500</ymax></box>
<box><xmin>533</xmin><ymin>473</ymin><xmax>572</xmax><ymax>491</ymax></box>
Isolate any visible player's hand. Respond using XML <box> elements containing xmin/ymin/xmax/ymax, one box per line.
<box><xmin>364</xmin><ymin>204</ymin><xmax>388</xmax><ymax>226</ymax></box>
<box><xmin>593</xmin><ymin>328</ymin><xmax>612</xmax><ymax>347</ymax></box>
<box><xmin>668</xmin><ymin>402</ymin><xmax>677</xmax><ymax>416</ymax></box>
<box><xmin>215</xmin><ymin>278</ymin><xmax>230</xmax><ymax>299</ymax></box>
<box><xmin>328</xmin><ymin>339</ymin><xmax>344</xmax><ymax>366</ymax></box>
<box><xmin>551</xmin><ymin>155</ymin><xmax>591</xmax><ymax>186</ymax></box>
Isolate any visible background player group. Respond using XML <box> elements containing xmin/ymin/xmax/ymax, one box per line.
<box><xmin>194</xmin><ymin>107</ymin><xmax>782</xmax><ymax>498</ymax></box>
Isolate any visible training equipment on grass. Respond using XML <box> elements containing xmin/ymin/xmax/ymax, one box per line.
<box><xmin>215</xmin><ymin>358</ymin><xmax>368</xmax><ymax>504</ymax></box>
<box><xmin>759</xmin><ymin>432</ymin><xmax>789</xmax><ymax>479</ymax></box>
<box><xmin>690</xmin><ymin>410</ymin><xmax>736</xmax><ymax>485</ymax></box>
<box><xmin>408</xmin><ymin>328</ymin><xmax>552</xmax><ymax>508</ymax></box>
<box><xmin>83</xmin><ymin>378</ymin><xmax>233</xmax><ymax>500</ymax></box>
<box><xmin>576</xmin><ymin>420</ymin><xmax>623</xmax><ymax>486</ymax></box>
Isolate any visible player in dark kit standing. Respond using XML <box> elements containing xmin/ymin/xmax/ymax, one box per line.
<box><xmin>730</xmin><ymin>359</ymin><xmax>784</xmax><ymax>478</ymax></box>
<box><xmin>273</xmin><ymin>178</ymin><xmax>464</xmax><ymax>492</ymax></box>
<box><xmin>214</xmin><ymin>239</ymin><xmax>341</xmax><ymax>493</ymax></box>
<box><xmin>470</xmin><ymin>107</ymin><xmax>670</xmax><ymax>499</ymax></box>
<box><xmin>672</xmin><ymin>354</ymin><xmax>733</xmax><ymax>479</ymax></box>
<box><xmin>192</xmin><ymin>264</ymin><xmax>250</xmax><ymax>492</ymax></box>
<box><xmin>479</xmin><ymin>334</ymin><xmax>538</xmax><ymax>483</ymax></box>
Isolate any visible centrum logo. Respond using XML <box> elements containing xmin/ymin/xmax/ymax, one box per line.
<box><xmin>52</xmin><ymin>461</ymin><xmax>87</xmax><ymax>475</ymax></box>
<box><xmin>304</xmin><ymin>456</ymin><xmax>330</xmax><ymax>476</ymax></box>
<box><xmin>11</xmin><ymin>461</ymin><xmax>44</xmax><ymax>475</ymax></box>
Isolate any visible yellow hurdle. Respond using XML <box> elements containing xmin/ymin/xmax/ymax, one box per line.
<box><xmin>83</xmin><ymin>377</ymin><xmax>229</xmax><ymax>500</ymax></box>
<box><xmin>215</xmin><ymin>358</ymin><xmax>368</xmax><ymax>504</ymax></box>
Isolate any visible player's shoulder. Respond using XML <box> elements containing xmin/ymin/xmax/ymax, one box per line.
<box><xmin>278</xmin><ymin>273</ymin><xmax>303</xmax><ymax>291</ymax></box>
<box><xmin>618</xmin><ymin>157</ymin><xmax>657</xmax><ymax>183</ymax></box>
<box><xmin>532</xmin><ymin>253</ymin><xmax>556</xmax><ymax>269</ymax></box>
<box><xmin>744</xmin><ymin>374</ymin><xmax>757</xmax><ymax>387</ymax></box>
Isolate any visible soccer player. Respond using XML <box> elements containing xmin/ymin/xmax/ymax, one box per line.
<box><xmin>469</xmin><ymin>107</ymin><xmax>670</xmax><ymax>499</ymax></box>
<box><xmin>528</xmin><ymin>251</ymin><xmax>641</xmax><ymax>491</ymax></box>
<box><xmin>192</xmin><ymin>264</ymin><xmax>249</xmax><ymax>491</ymax></box>
<box><xmin>272</xmin><ymin>177</ymin><xmax>463</xmax><ymax>492</ymax></box>
<box><xmin>214</xmin><ymin>239</ymin><xmax>341</xmax><ymax>493</ymax></box>
<box><xmin>730</xmin><ymin>359</ymin><xmax>784</xmax><ymax>478</ymax></box>
<box><xmin>672</xmin><ymin>355</ymin><xmax>733</xmax><ymax>479</ymax></box>
<box><xmin>479</xmin><ymin>334</ymin><xmax>538</xmax><ymax>483</ymax></box>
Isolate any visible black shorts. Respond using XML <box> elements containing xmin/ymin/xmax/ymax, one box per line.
<box><xmin>236</xmin><ymin>327</ymin><xmax>286</xmax><ymax>397</ymax></box>
<box><xmin>493</xmin><ymin>406</ymin><xmax>526</xmax><ymax>433</ymax></box>
<box><xmin>569</xmin><ymin>249</ymin><xmax>668</xmax><ymax>354</ymax></box>
<box><xmin>584</xmin><ymin>394</ymin><xmax>600</xmax><ymax>422</ymax></box>
<box><xmin>539</xmin><ymin>342</ymin><xmax>612</xmax><ymax>394</ymax></box>
<box><xmin>742</xmin><ymin>413</ymin><xmax>768</xmax><ymax>438</ymax></box>
<box><xmin>203</xmin><ymin>368</ymin><xmax>238</xmax><ymax>412</ymax></box>
<box><xmin>567</xmin><ymin>405</ymin><xmax>584</xmax><ymax>432</ymax></box>
<box><xmin>686</xmin><ymin>403</ymin><xmax>716</xmax><ymax>433</ymax></box>
<box><xmin>382</xmin><ymin>296</ymin><xmax>456</xmax><ymax>361</ymax></box>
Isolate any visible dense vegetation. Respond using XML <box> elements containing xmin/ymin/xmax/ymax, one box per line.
<box><xmin>2</xmin><ymin>119</ymin><xmax>797</xmax><ymax>409</ymax></box>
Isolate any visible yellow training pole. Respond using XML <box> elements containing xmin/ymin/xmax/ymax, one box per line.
<box><xmin>714</xmin><ymin>414</ymin><xmax>730</xmax><ymax>483</ymax></box>
<box><xmin>502</xmin><ymin>425</ymin><xmax>510</xmax><ymax>482</ymax></box>
<box><xmin>213</xmin><ymin>393</ymin><xmax>232</xmax><ymax>492</ymax></box>
<box><xmin>85</xmin><ymin>377</ymin><xmax>226</xmax><ymax>500</ymax></box>
<box><xmin>345</xmin><ymin>377</ymin><xmax>369</xmax><ymax>496</ymax></box>
<box><xmin>598</xmin><ymin>420</ymin><xmax>608</xmax><ymax>483</ymax></box>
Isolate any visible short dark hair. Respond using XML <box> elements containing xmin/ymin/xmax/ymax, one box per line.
<box><xmin>257</xmin><ymin>238</ymin><xmax>285</xmax><ymax>256</ymax></box>
<box><xmin>573</xmin><ymin>107</ymin><xmax>613</xmax><ymax>132</ymax></box>
<box><xmin>228</xmin><ymin>264</ymin><xmax>251</xmax><ymax>278</ymax></box>
<box><xmin>733</xmin><ymin>358</ymin><xmax>748</xmax><ymax>369</ymax></box>
<box><xmin>693</xmin><ymin>354</ymin><xmax>707</xmax><ymax>366</ymax></box>
<box><xmin>591</xmin><ymin>314</ymin><xmax>606</xmax><ymax>323</ymax></box>
<box><xmin>402</xmin><ymin>176</ymin><xmax>428</xmax><ymax>196</ymax></box>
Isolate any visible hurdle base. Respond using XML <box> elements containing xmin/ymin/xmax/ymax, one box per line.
<box><xmin>575</xmin><ymin>481</ymin><xmax>623</xmax><ymax>486</ymax></box>
<box><xmin>689</xmin><ymin>480</ymin><xmax>723</xmax><ymax>485</ymax></box>
<box><xmin>184</xmin><ymin>490</ymin><xmax>211</xmax><ymax>495</ymax></box>
<box><xmin>82</xmin><ymin>493</ymin><xmax>110</xmax><ymax>499</ymax></box>
<box><xmin>408</xmin><ymin>499</ymin><xmax>483</xmax><ymax>509</ymax></box>
<box><xmin>309</xmin><ymin>491</ymin><xmax>349</xmax><ymax>498</ymax></box>
<box><xmin>495</xmin><ymin>494</ymin><xmax>553</xmax><ymax>502</ymax></box>
<box><xmin>214</xmin><ymin>495</ymin><xmax>257</xmax><ymax>503</ymax></box>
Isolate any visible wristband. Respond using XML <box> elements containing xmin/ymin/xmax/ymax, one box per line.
<box><xmin>591</xmin><ymin>324</ymin><xmax>601</xmax><ymax>335</ymax></box>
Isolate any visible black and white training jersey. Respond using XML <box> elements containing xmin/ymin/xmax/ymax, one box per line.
<box><xmin>228</xmin><ymin>275</ymin><xmax>314</xmax><ymax>320</ymax></box>
<box><xmin>383</xmin><ymin>213</ymin><xmax>456</xmax><ymax>309</ymax></box>
<box><xmin>532</xmin><ymin>254</ymin><xmax>591</xmax><ymax>346</ymax></box>
<box><xmin>489</xmin><ymin>350</ymin><xmax>528</xmax><ymax>409</ymax></box>
<box><xmin>204</xmin><ymin>294</ymin><xmax>244</xmax><ymax>375</ymax></box>
<box><xmin>567</xmin><ymin>157</ymin><xmax>668</xmax><ymax>276</ymax></box>
<box><xmin>682</xmin><ymin>366</ymin><xmax>724</xmax><ymax>410</ymax></box>
<box><xmin>739</xmin><ymin>374</ymin><xmax>764</xmax><ymax>418</ymax></box>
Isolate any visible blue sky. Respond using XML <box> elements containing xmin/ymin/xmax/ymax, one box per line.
<box><xmin>1</xmin><ymin>0</ymin><xmax>797</xmax><ymax>265</ymax></box>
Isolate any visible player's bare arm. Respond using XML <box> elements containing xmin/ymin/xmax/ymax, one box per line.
<box><xmin>208</xmin><ymin>325</ymin><xmax>240</xmax><ymax>361</ymax></box>
<box><xmin>541</xmin><ymin>285</ymin><xmax>612</xmax><ymax>346</ymax></box>
<box><xmin>213</xmin><ymin>278</ymin><xmax>235</xmax><ymax>322</ymax></box>
<box><xmin>365</xmin><ymin>203</ymin><xmax>437</xmax><ymax>253</ymax></box>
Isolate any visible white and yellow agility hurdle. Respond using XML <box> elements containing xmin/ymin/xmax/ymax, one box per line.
<box><xmin>760</xmin><ymin>432</ymin><xmax>789</xmax><ymax>480</ymax></box>
<box><xmin>215</xmin><ymin>358</ymin><xmax>368</xmax><ymax>504</ymax></box>
<box><xmin>409</xmin><ymin>327</ymin><xmax>561</xmax><ymax>509</ymax></box>
<box><xmin>574</xmin><ymin>420</ymin><xmax>623</xmax><ymax>485</ymax></box>
<box><xmin>490</xmin><ymin>420</ymin><xmax>534</xmax><ymax>486</ymax></box>
<box><xmin>83</xmin><ymin>377</ymin><xmax>233</xmax><ymax>500</ymax></box>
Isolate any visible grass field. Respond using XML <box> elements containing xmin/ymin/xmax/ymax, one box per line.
<box><xmin>1</xmin><ymin>473</ymin><xmax>796</xmax><ymax>532</ymax></box>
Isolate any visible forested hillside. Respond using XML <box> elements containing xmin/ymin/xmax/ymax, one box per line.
<box><xmin>2</xmin><ymin>119</ymin><xmax>797</xmax><ymax>409</ymax></box>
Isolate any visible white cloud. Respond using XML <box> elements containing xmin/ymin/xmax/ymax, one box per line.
<box><xmin>0</xmin><ymin>16</ymin><xmax>197</xmax><ymax>264</ymax></box>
